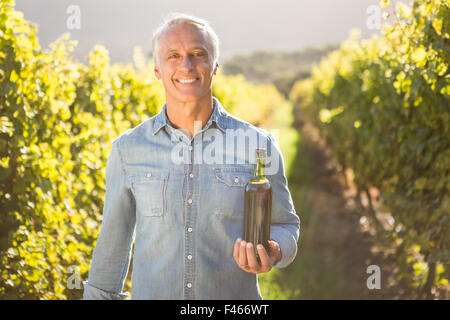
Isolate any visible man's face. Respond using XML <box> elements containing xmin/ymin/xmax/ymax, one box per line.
<box><xmin>154</xmin><ymin>23</ymin><xmax>218</xmax><ymax>103</ymax></box>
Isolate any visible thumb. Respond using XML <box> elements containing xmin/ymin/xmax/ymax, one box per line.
<box><xmin>267</xmin><ymin>240</ymin><xmax>282</xmax><ymax>265</ymax></box>
<box><xmin>267</xmin><ymin>240</ymin><xmax>281</xmax><ymax>254</ymax></box>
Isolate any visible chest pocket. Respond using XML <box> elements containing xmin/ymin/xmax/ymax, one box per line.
<box><xmin>130</xmin><ymin>170</ymin><xmax>169</xmax><ymax>217</ymax></box>
<box><xmin>213</xmin><ymin>167</ymin><xmax>254</xmax><ymax>217</ymax></box>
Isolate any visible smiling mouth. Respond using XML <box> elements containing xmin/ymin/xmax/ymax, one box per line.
<box><xmin>176</xmin><ymin>78</ymin><xmax>199</xmax><ymax>84</ymax></box>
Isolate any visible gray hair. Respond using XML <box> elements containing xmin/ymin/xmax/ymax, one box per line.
<box><xmin>152</xmin><ymin>13</ymin><xmax>220</xmax><ymax>67</ymax></box>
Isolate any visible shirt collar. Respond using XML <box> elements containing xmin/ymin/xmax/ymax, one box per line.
<box><xmin>152</xmin><ymin>96</ymin><xmax>228</xmax><ymax>136</ymax></box>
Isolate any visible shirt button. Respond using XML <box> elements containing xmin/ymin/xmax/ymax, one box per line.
<box><xmin>187</xmin><ymin>198</ymin><xmax>193</xmax><ymax>204</ymax></box>
<box><xmin>187</xmin><ymin>227</ymin><xmax>193</xmax><ymax>233</ymax></box>
<box><xmin>146</xmin><ymin>173</ymin><xmax>152</xmax><ymax>178</ymax></box>
<box><xmin>188</xmin><ymin>146</ymin><xmax>193</xmax><ymax>151</ymax></box>
<box><xmin>187</xmin><ymin>255</ymin><xmax>193</xmax><ymax>260</ymax></box>
<box><xmin>186</xmin><ymin>283</ymin><xmax>192</xmax><ymax>289</ymax></box>
<box><xmin>189</xmin><ymin>173</ymin><xmax>194</xmax><ymax>178</ymax></box>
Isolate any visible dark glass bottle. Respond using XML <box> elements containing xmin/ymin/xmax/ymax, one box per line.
<box><xmin>243</xmin><ymin>148</ymin><xmax>272</xmax><ymax>257</ymax></box>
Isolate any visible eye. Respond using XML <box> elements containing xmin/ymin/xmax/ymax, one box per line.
<box><xmin>193</xmin><ymin>51</ymin><xmax>206</xmax><ymax>57</ymax></box>
<box><xmin>168</xmin><ymin>53</ymin><xmax>180</xmax><ymax>59</ymax></box>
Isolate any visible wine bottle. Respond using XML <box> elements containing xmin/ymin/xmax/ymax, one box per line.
<box><xmin>243</xmin><ymin>148</ymin><xmax>272</xmax><ymax>257</ymax></box>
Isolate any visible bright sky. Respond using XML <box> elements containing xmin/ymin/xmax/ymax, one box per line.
<box><xmin>16</xmin><ymin>0</ymin><xmax>384</xmax><ymax>63</ymax></box>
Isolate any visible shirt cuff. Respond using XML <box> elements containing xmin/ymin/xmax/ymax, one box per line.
<box><xmin>270</xmin><ymin>227</ymin><xmax>298</xmax><ymax>269</ymax></box>
<box><xmin>82</xmin><ymin>281</ymin><xmax>129</xmax><ymax>300</ymax></box>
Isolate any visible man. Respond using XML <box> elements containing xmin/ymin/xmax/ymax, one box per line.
<box><xmin>83</xmin><ymin>13</ymin><xmax>300</xmax><ymax>300</ymax></box>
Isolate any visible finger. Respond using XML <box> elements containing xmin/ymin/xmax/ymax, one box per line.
<box><xmin>239</xmin><ymin>240</ymin><xmax>248</xmax><ymax>267</ymax></box>
<box><xmin>246</xmin><ymin>242</ymin><xmax>259</xmax><ymax>271</ymax></box>
<box><xmin>233</xmin><ymin>238</ymin><xmax>241</xmax><ymax>262</ymax></box>
<box><xmin>257</xmin><ymin>244</ymin><xmax>271</xmax><ymax>271</ymax></box>
<box><xmin>267</xmin><ymin>240</ymin><xmax>282</xmax><ymax>263</ymax></box>
<box><xmin>267</xmin><ymin>240</ymin><xmax>277</xmax><ymax>254</ymax></box>
<box><xmin>268</xmin><ymin>239</ymin><xmax>279</xmax><ymax>249</ymax></box>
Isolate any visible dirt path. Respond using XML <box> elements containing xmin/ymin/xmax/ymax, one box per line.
<box><xmin>268</xmin><ymin>108</ymin><xmax>411</xmax><ymax>299</ymax></box>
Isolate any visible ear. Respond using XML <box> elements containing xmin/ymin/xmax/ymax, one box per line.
<box><xmin>213</xmin><ymin>62</ymin><xmax>219</xmax><ymax>75</ymax></box>
<box><xmin>154</xmin><ymin>65</ymin><xmax>161</xmax><ymax>80</ymax></box>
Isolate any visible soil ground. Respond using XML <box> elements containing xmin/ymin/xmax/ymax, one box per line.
<box><xmin>264</xmin><ymin>108</ymin><xmax>416</xmax><ymax>299</ymax></box>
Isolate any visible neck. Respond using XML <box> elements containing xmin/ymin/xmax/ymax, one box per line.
<box><xmin>255</xmin><ymin>156</ymin><xmax>265</xmax><ymax>177</ymax></box>
<box><xmin>165</xmin><ymin>94</ymin><xmax>214</xmax><ymax>139</ymax></box>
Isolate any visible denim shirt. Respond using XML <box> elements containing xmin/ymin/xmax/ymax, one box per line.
<box><xmin>83</xmin><ymin>97</ymin><xmax>300</xmax><ymax>300</ymax></box>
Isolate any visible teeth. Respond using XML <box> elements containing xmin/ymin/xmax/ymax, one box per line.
<box><xmin>178</xmin><ymin>78</ymin><xmax>197</xmax><ymax>84</ymax></box>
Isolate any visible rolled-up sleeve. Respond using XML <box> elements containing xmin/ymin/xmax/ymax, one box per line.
<box><xmin>83</xmin><ymin>137</ymin><xmax>136</xmax><ymax>300</ymax></box>
<box><xmin>266</xmin><ymin>133</ymin><xmax>300</xmax><ymax>269</ymax></box>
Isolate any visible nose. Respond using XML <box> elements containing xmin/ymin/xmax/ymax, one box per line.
<box><xmin>179</xmin><ymin>55</ymin><xmax>194</xmax><ymax>72</ymax></box>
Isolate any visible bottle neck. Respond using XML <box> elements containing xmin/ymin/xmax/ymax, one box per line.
<box><xmin>255</xmin><ymin>156</ymin><xmax>266</xmax><ymax>177</ymax></box>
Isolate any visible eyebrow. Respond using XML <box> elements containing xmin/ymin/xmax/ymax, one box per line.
<box><xmin>165</xmin><ymin>47</ymin><xmax>208</xmax><ymax>54</ymax></box>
